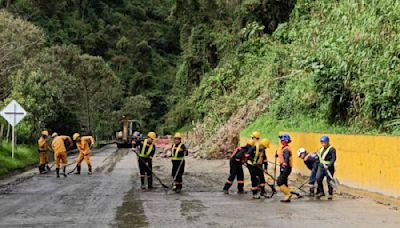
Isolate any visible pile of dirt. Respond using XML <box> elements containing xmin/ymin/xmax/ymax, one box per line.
<box><xmin>185</xmin><ymin>93</ymin><xmax>270</xmax><ymax>159</ymax></box>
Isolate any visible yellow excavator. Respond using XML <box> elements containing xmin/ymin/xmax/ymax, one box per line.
<box><xmin>116</xmin><ymin>116</ymin><xmax>141</xmax><ymax>148</ymax></box>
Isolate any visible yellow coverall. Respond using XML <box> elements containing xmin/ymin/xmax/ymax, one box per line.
<box><xmin>52</xmin><ymin>136</ymin><xmax>72</xmax><ymax>169</ymax></box>
<box><xmin>76</xmin><ymin>136</ymin><xmax>94</xmax><ymax>173</ymax></box>
<box><xmin>38</xmin><ymin>136</ymin><xmax>48</xmax><ymax>172</ymax></box>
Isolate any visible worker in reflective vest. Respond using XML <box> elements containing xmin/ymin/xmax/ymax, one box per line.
<box><xmin>223</xmin><ymin>139</ymin><xmax>255</xmax><ymax>194</ymax></box>
<box><xmin>170</xmin><ymin>132</ymin><xmax>188</xmax><ymax>193</ymax></box>
<box><xmin>246</xmin><ymin>139</ymin><xmax>270</xmax><ymax>199</ymax></box>
<box><xmin>316</xmin><ymin>135</ymin><xmax>337</xmax><ymax>200</ymax></box>
<box><xmin>134</xmin><ymin>132</ymin><xmax>157</xmax><ymax>189</ymax></box>
<box><xmin>277</xmin><ymin>133</ymin><xmax>293</xmax><ymax>203</ymax></box>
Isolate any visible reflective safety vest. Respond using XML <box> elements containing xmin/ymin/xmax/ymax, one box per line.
<box><xmin>319</xmin><ymin>146</ymin><xmax>333</xmax><ymax>165</ymax></box>
<box><xmin>253</xmin><ymin>143</ymin><xmax>264</xmax><ymax>165</ymax></box>
<box><xmin>278</xmin><ymin>146</ymin><xmax>293</xmax><ymax>167</ymax></box>
<box><xmin>140</xmin><ymin>139</ymin><xmax>153</xmax><ymax>158</ymax></box>
<box><xmin>172</xmin><ymin>143</ymin><xmax>184</xmax><ymax>160</ymax></box>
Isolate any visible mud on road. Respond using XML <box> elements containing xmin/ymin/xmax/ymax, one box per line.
<box><xmin>0</xmin><ymin>145</ymin><xmax>399</xmax><ymax>228</ymax></box>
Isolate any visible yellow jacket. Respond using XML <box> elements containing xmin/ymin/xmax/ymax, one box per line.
<box><xmin>77</xmin><ymin>136</ymin><xmax>94</xmax><ymax>155</ymax></box>
<box><xmin>38</xmin><ymin>137</ymin><xmax>48</xmax><ymax>152</ymax></box>
<box><xmin>52</xmin><ymin>136</ymin><xmax>72</xmax><ymax>153</ymax></box>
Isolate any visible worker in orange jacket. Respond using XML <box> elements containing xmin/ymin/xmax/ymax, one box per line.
<box><xmin>52</xmin><ymin>135</ymin><xmax>73</xmax><ymax>178</ymax></box>
<box><xmin>277</xmin><ymin>133</ymin><xmax>293</xmax><ymax>203</ymax></box>
<box><xmin>38</xmin><ymin>130</ymin><xmax>50</xmax><ymax>174</ymax></box>
<box><xmin>73</xmin><ymin>133</ymin><xmax>94</xmax><ymax>175</ymax></box>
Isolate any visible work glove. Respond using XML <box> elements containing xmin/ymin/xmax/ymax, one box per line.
<box><xmin>247</xmin><ymin>160</ymin><xmax>253</xmax><ymax>165</ymax></box>
<box><xmin>323</xmin><ymin>164</ymin><xmax>328</xmax><ymax>169</ymax></box>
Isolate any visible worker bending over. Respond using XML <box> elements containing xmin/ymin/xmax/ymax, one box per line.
<box><xmin>133</xmin><ymin>132</ymin><xmax>157</xmax><ymax>189</ymax></box>
<box><xmin>297</xmin><ymin>148</ymin><xmax>320</xmax><ymax>196</ymax></box>
<box><xmin>38</xmin><ymin>130</ymin><xmax>50</xmax><ymax>174</ymax></box>
<box><xmin>170</xmin><ymin>133</ymin><xmax>188</xmax><ymax>193</ymax></box>
<box><xmin>223</xmin><ymin>139</ymin><xmax>255</xmax><ymax>194</ymax></box>
<box><xmin>52</xmin><ymin>135</ymin><xmax>73</xmax><ymax>178</ymax></box>
<box><xmin>246</xmin><ymin>139</ymin><xmax>270</xmax><ymax>199</ymax></box>
<box><xmin>73</xmin><ymin>133</ymin><xmax>94</xmax><ymax>175</ymax></box>
<box><xmin>316</xmin><ymin>136</ymin><xmax>336</xmax><ymax>200</ymax></box>
<box><xmin>277</xmin><ymin>134</ymin><xmax>293</xmax><ymax>203</ymax></box>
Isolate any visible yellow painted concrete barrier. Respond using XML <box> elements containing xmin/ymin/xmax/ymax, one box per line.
<box><xmin>241</xmin><ymin>132</ymin><xmax>400</xmax><ymax>197</ymax></box>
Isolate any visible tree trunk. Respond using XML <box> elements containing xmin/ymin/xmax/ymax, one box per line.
<box><xmin>6</xmin><ymin>123</ymin><xmax>10</xmax><ymax>142</ymax></box>
<box><xmin>0</xmin><ymin>124</ymin><xmax>4</xmax><ymax>140</ymax></box>
<box><xmin>6</xmin><ymin>0</ymin><xmax>11</xmax><ymax>9</ymax></box>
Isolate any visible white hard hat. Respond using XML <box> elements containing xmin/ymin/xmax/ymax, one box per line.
<box><xmin>297</xmin><ymin>148</ymin><xmax>307</xmax><ymax>157</ymax></box>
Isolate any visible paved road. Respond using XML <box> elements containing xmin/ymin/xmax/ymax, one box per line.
<box><xmin>0</xmin><ymin>145</ymin><xmax>399</xmax><ymax>227</ymax></box>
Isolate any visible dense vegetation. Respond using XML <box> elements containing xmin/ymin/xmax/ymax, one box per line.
<box><xmin>1</xmin><ymin>0</ymin><xmax>400</xmax><ymax>155</ymax></box>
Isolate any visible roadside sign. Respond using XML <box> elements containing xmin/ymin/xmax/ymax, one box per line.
<box><xmin>0</xmin><ymin>100</ymin><xmax>27</xmax><ymax>158</ymax></box>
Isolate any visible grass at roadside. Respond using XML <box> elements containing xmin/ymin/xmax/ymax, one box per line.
<box><xmin>241</xmin><ymin>114</ymin><xmax>385</xmax><ymax>144</ymax></box>
<box><xmin>0</xmin><ymin>141</ymin><xmax>38</xmax><ymax>176</ymax></box>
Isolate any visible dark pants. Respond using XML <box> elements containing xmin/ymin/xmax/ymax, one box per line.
<box><xmin>316</xmin><ymin>164</ymin><xmax>335</xmax><ymax>195</ymax></box>
<box><xmin>172</xmin><ymin>160</ymin><xmax>185</xmax><ymax>189</ymax></box>
<box><xmin>248</xmin><ymin>165</ymin><xmax>265</xmax><ymax>195</ymax></box>
<box><xmin>138</xmin><ymin>157</ymin><xmax>153</xmax><ymax>188</ymax></box>
<box><xmin>223</xmin><ymin>159</ymin><xmax>244</xmax><ymax>191</ymax></box>
<box><xmin>309</xmin><ymin>162</ymin><xmax>319</xmax><ymax>185</ymax></box>
<box><xmin>277</xmin><ymin>166</ymin><xmax>292</xmax><ymax>187</ymax></box>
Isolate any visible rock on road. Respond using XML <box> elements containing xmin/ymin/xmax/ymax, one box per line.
<box><xmin>0</xmin><ymin>145</ymin><xmax>399</xmax><ymax>228</ymax></box>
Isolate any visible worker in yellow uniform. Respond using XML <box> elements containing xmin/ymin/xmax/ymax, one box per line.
<box><xmin>245</xmin><ymin>139</ymin><xmax>270</xmax><ymax>199</ymax></box>
<box><xmin>170</xmin><ymin>132</ymin><xmax>188</xmax><ymax>193</ymax></box>
<box><xmin>277</xmin><ymin>133</ymin><xmax>293</xmax><ymax>203</ymax></box>
<box><xmin>73</xmin><ymin>133</ymin><xmax>94</xmax><ymax>175</ymax></box>
<box><xmin>133</xmin><ymin>132</ymin><xmax>157</xmax><ymax>189</ymax></box>
<box><xmin>52</xmin><ymin>135</ymin><xmax>73</xmax><ymax>178</ymax></box>
<box><xmin>38</xmin><ymin>130</ymin><xmax>50</xmax><ymax>174</ymax></box>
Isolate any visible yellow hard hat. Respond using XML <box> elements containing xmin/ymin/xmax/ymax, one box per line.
<box><xmin>260</xmin><ymin>139</ymin><xmax>270</xmax><ymax>148</ymax></box>
<box><xmin>73</xmin><ymin>133</ymin><xmax>80</xmax><ymax>141</ymax></box>
<box><xmin>246</xmin><ymin>139</ymin><xmax>255</xmax><ymax>146</ymax></box>
<box><xmin>52</xmin><ymin>132</ymin><xmax>58</xmax><ymax>137</ymax></box>
<box><xmin>251</xmin><ymin>131</ymin><xmax>261</xmax><ymax>139</ymax></box>
<box><xmin>147</xmin><ymin>132</ymin><xmax>156</xmax><ymax>140</ymax></box>
<box><xmin>174</xmin><ymin>132</ymin><xmax>183</xmax><ymax>139</ymax></box>
<box><xmin>41</xmin><ymin>130</ymin><xmax>49</xmax><ymax>136</ymax></box>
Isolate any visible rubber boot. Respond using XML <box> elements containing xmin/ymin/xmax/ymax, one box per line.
<box><xmin>39</xmin><ymin>165</ymin><xmax>44</xmax><ymax>174</ymax></box>
<box><xmin>75</xmin><ymin>165</ymin><xmax>81</xmax><ymax>175</ymax></box>
<box><xmin>62</xmin><ymin>167</ymin><xmax>67</xmax><ymax>177</ymax></box>
<box><xmin>260</xmin><ymin>187</ymin><xmax>269</xmax><ymax>198</ymax></box>
<box><xmin>309</xmin><ymin>187</ymin><xmax>315</xmax><ymax>197</ymax></box>
<box><xmin>140</xmin><ymin>176</ymin><xmax>145</xmax><ymax>189</ymax></box>
<box><xmin>88</xmin><ymin>165</ymin><xmax>92</xmax><ymax>175</ymax></box>
<box><xmin>176</xmin><ymin>184</ymin><xmax>182</xmax><ymax>193</ymax></box>
<box><xmin>56</xmin><ymin>168</ymin><xmax>60</xmax><ymax>178</ymax></box>
<box><xmin>280</xmin><ymin>185</ymin><xmax>292</xmax><ymax>203</ymax></box>
<box><xmin>328</xmin><ymin>187</ymin><xmax>333</xmax><ymax>200</ymax></box>
<box><xmin>291</xmin><ymin>191</ymin><xmax>303</xmax><ymax>199</ymax></box>
<box><xmin>223</xmin><ymin>183</ymin><xmax>231</xmax><ymax>194</ymax></box>
<box><xmin>46</xmin><ymin>164</ymin><xmax>51</xmax><ymax>172</ymax></box>
<box><xmin>148</xmin><ymin>176</ymin><xmax>153</xmax><ymax>189</ymax></box>
<box><xmin>269</xmin><ymin>184</ymin><xmax>277</xmax><ymax>197</ymax></box>
<box><xmin>237</xmin><ymin>183</ymin><xmax>245</xmax><ymax>194</ymax></box>
<box><xmin>252</xmin><ymin>189</ymin><xmax>260</xmax><ymax>199</ymax></box>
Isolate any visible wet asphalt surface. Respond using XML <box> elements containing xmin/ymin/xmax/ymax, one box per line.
<box><xmin>0</xmin><ymin>145</ymin><xmax>399</xmax><ymax>228</ymax></box>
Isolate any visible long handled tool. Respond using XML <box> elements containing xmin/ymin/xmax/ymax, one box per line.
<box><xmin>133</xmin><ymin>150</ymin><xmax>169</xmax><ymax>189</ymax></box>
<box><xmin>325</xmin><ymin>168</ymin><xmax>340</xmax><ymax>189</ymax></box>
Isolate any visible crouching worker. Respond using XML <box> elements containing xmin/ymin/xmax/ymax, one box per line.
<box><xmin>277</xmin><ymin>134</ymin><xmax>293</xmax><ymax>203</ymax></box>
<box><xmin>38</xmin><ymin>130</ymin><xmax>50</xmax><ymax>174</ymax></box>
<box><xmin>223</xmin><ymin>139</ymin><xmax>255</xmax><ymax>194</ymax></box>
<box><xmin>52</xmin><ymin>135</ymin><xmax>73</xmax><ymax>178</ymax></box>
<box><xmin>316</xmin><ymin>136</ymin><xmax>336</xmax><ymax>200</ymax></box>
<box><xmin>134</xmin><ymin>132</ymin><xmax>157</xmax><ymax>189</ymax></box>
<box><xmin>170</xmin><ymin>133</ymin><xmax>188</xmax><ymax>193</ymax></box>
<box><xmin>246</xmin><ymin>139</ymin><xmax>270</xmax><ymax>199</ymax></box>
<box><xmin>73</xmin><ymin>133</ymin><xmax>94</xmax><ymax>175</ymax></box>
<box><xmin>297</xmin><ymin>148</ymin><xmax>319</xmax><ymax>196</ymax></box>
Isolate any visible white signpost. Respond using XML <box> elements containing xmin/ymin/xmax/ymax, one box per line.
<box><xmin>0</xmin><ymin>100</ymin><xmax>27</xmax><ymax>158</ymax></box>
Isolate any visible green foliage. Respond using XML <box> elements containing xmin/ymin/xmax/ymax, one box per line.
<box><xmin>0</xmin><ymin>141</ymin><xmax>37</xmax><ymax>176</ymax></box>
